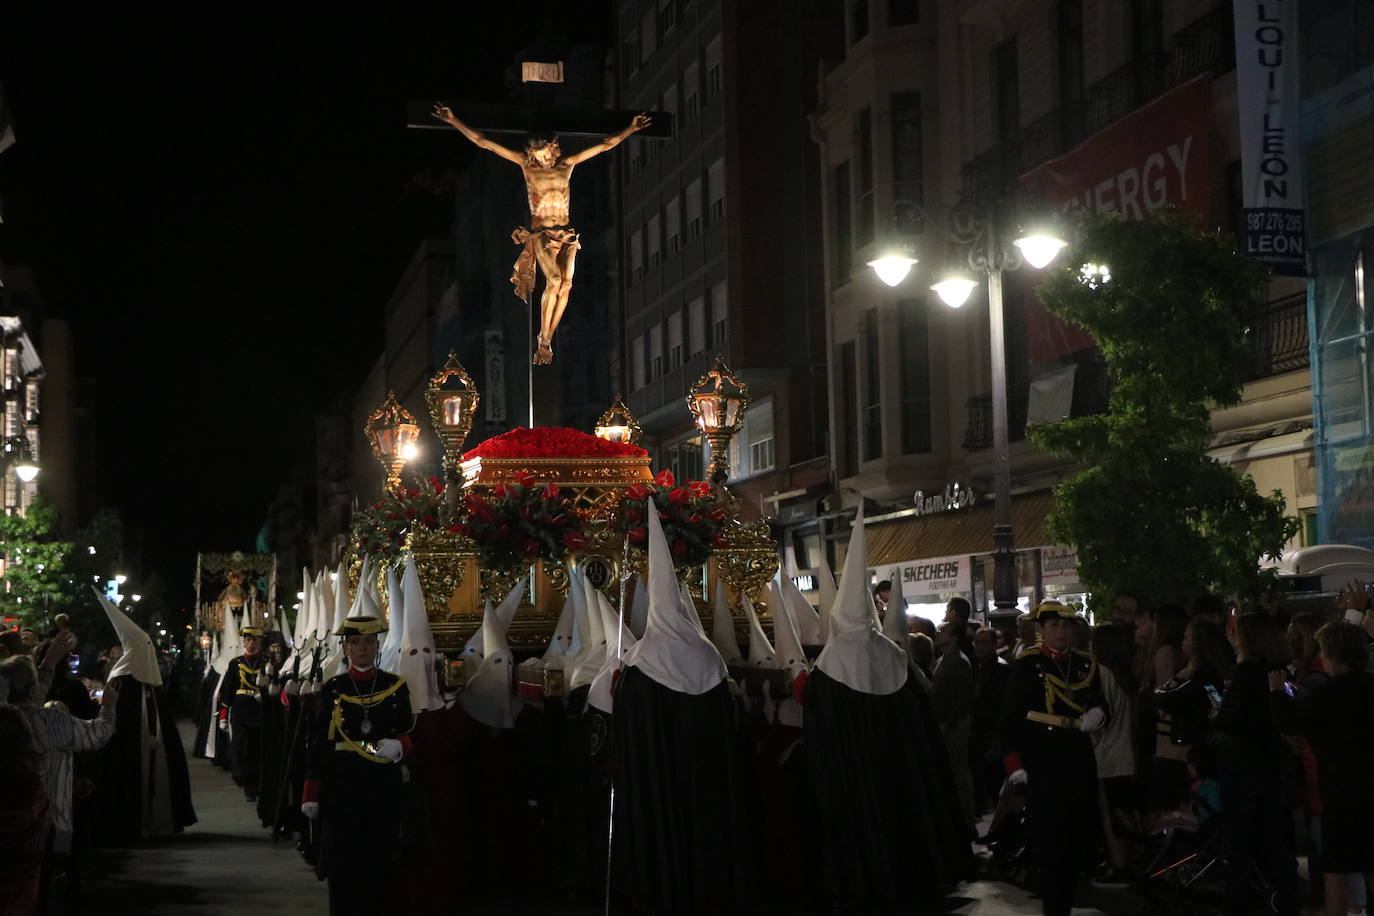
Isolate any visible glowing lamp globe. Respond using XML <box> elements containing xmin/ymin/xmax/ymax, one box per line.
<box><xmin>931</xmin><ymin>277</ymin><xmax>978</xmax><ymax>308</ymax></box>
<box><xmin>13</xmin><ymin>460</ymin><xmax>39</xmax><ymax>482</ymax></box>
<box><xmin>1013</xmin><ymin>233</ymin><xmax>1068</xmax><ymax>269</ymax></box>
<box><xmin>867</xmin><ymin>253</ymin><xmax>919</xmax><ymax>287</ymax></box>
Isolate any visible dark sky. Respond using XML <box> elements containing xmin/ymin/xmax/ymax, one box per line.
<box><xmin>0</xmin><ymin>5</ymin><xmax>613</xmax><ymax>600</ymax></box>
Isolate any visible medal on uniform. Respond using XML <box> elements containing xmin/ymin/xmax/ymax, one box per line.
<box><xmin>360</xmin><ymin>714</ymin><xmax>373</xmax><ymax>737</ymax></box>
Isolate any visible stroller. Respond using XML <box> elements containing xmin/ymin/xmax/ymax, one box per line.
<box><xmin>1140</xmin><ymin>797</ymin><xmax>1280</xmax><ymax>915</ymax></box>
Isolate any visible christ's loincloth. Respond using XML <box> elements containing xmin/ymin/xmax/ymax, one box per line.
<box><xmin>510</xmin><ymin>225</ymin><xmax>580</xmax><ymax>304</ymax></box>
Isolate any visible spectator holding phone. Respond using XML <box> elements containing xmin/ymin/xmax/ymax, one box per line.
<box><xmin>1270</xmin><ymin>621</ymin><xmax>1374</xmax><ymax>916</ymax></box>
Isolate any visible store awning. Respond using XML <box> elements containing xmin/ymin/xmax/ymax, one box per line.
<box><xmin>866</xmin><ymin>491</ymin><xmax>1058</xmax><ymax>566</ymax></box>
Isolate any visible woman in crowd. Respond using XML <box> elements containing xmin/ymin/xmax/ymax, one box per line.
<box><xmin>1089</xmin><ymin>623</ymin><xmax>1137</xmax><ymax>887</ymax></box>
<box><xmin>1215</xmin><ymin>613</ymin><xmax>1298</xmax><ymax>916</ymax></box>
<box><xmin>1148</xmin><ymin>604</ymin><xmax>1188</xmax><ymax>691</ymax></box>
<box><xmin>1270</xmin><ymin>621</ymin><xmax>1374</xmax><ymax>916</ymax></box>
<box><xmin>0</xmin><ymin>704</ymin><xmax>49</xmax><ymax>915</ymax></box>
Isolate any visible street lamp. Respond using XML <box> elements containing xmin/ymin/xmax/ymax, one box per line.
<box><xmin>114</xmin><ymin>573</ymin><xmax>128</xmax><ymax>585</ymax></box>
<box><xmin>365</xmin><ymin>391</ymin><xmax>421</xmax><ymax>493</ymax></box>
<box><xmin>594</xmin><ymin>393</ymin><xmax>642</xmax><ymax>445</ymax></box>
<box><xmin>870</xmin><ymin>196</ymin><xmax>1066</xmax><ymax>615</ymax></box>
<box><xmin>686</xmin><ymin>356</ymin><xmax>751</xmax><ymax>483</ymax></box>
<box><xmin>424</xmin><ymin>351</ymin><xmax>480</xmax><ymax>487</ymax></box>
<box><xmin>1</xmin><ymin>436</ymin><xmax>39</xmax><ymax>482</ymax></box>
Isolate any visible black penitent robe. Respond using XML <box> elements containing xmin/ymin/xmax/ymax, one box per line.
<box><xmin>98</xmin><ymin>678</ymin><xmax>197</xmax><ymax>841</ymax></box>
<box><xmin>255</xmin><ymin>676</ymin><xmax>289</xmax><ymax>828</ymax></box>
<box><xmin>611</xmin><ymin>667</ymin><xmax>752</xmax><ymax>916</ymax></box>
<box><xmin>193</xmin><ymin>667</ymin><xmax>218</xmax><ymax>759</ymax></box>
<box><xmin>804</xmin><ymin>668</ymin><xmax>972</xmax><ymax>911</ymax></box>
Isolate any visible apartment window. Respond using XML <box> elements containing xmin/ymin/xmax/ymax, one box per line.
<box><xmin>995</xmin><ymin>39</ymin><xmax>1020</xmax><ymax>145</ymax></box>
<box><xmin>850</xmin><ymin>0</ymin><xmax>870</xmax><ymax>44</ymax></box>
<box><xmin>711</xmin><ymin>281</ymin><xmax>728</xmax><ymax>344</ymax></box>
<box><xmin>650</xmin><ymin>324</ymin><xmax>664</xmax><ymax>379</ymax></box>
<box><xmin>899</xmin><ymin>299</ymin><xmax>932</xmax><ymax>453</ymax></box>
<box><xmin>2</xmin><ymin>348</ymin><xmax>15</xmax><ymax>390</ymax></box>
<box><xmin>629</xmin><ymin>143</ymin><xmax>643</xmax><ymax>178</ymax></box>
<box><xmin>731</xmin><ymin>397</ymin><xmax>775</xmax><ymax>478</ymax></box>
<box><xmin>706</xmin><ymin>36</ymin><xmax>722</xmax><ymax>98</ymax></box>
<box><xmin>665</xmin><ymin>434</ymin><xmax>704</xmax><ymax>482</ymax></box>
<box><xmin>1059</xmin><ymin>0</ymin><xmax>1085</xmax><ymax>104</ymax></box>
<box><xmin>632</xmin><ymin>334</ymin><xmax>647</xmax><ymax>390</ymax></box>
<box><xmin>648</xmin><ymin>214</ymin><xmax>662</xmax><ymax>269</ymax></box>
<box><xmin>623</xmin><ymin>34</ymin><xmax>641</xmax><ymax>80</ymax></box>
<box><xmin>892</xmin><ymin>92</ymin><xmax>924</xmax><ymax>208</ymax></box>
<box><xmin>666</xmin><ymin>196</ymin><xmax>681</xmax><ymax>254</ymax></box>
<box><xmin>839</xmin><ymin>341</ymin><xmax>858</xmax><ymax>477</ymax></box>
<box><xmin>659</xmin><ymin>0</ymin><xmax>676</xmax><ymax>37</ymax></box>
<box><xmin>685</xmin><ymin>62</ymin><xmax>700</xmax><ymax>120</ymax></box>
<box><xmin>668</xmin><ymin>310</ymin><xmax>684</xmax><ymax>370</ymax></box>
<box><xmin>889</xmin><ymin>0</ymin><xmax>918</xmax><ymax>25</ymax></box>
<box><xmin>688</xmin><ymin>296</ymin><xmax>706</xmax><ymax>355</ymax></box>
<box><xmin>831</xmin><ymin>162</ymin><xmax>852</xmax><ymax>286</ymax></box>
<box><xmin>641</xmin><ymin>9</ymin><xmax>657</xmax><ymax>64</ymax></box>
<box><xmin>856</xmin><ymin>108</ymin><xmax>874</xmax><ymax>247</ymax></box>
<box><xmin>663</xmin><ymin>82</ymin><xmax>679</xmax><ymax>121</ymax></box>
<box><xmin>863</xmin><ymin>309</ymin><xmax>882</xmax><ymax>461</ymax></box>
<box><xmin>686</xmin><ymin>178</ymin><xmax>703</xmax><ymax>239</ymax></box>
<box><xmin>630</xmin><ymin>228</ymin><xmax>644</xmax><ymax>284</ymax></box>
<box><xmin>23</xmin><ymin>379</ymin><xmax>37</xmax><ymax>423</ymax></box>
<box><xmin>708</xmin><ymin>158</ymin><xmax>725</xmax><ymax>222</ymax></box>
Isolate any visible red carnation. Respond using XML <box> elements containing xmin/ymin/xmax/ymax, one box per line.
<box><xmin>521</xmin><ymin>538</ymin><xmax>540</xmax><ymax>557</ymax></box>
<box><xmin>515</xmin><ymin>472</ymin><xmax>537</xmax><ymax>489</ymax></box>
<box><xmin>707</xmin><ymin>508</ymin><xmax>727</xmax><ymax>522</ymax></box>
<box><xmin>626</xmin><ymin>484</ymin><xmax>650</xmax><ymax>501</ymax></box>
<box><xmin>688</xmin><ymin>480</ymin><xmax>711</xmax><ymax>498</ymax></box>
<box><xmin>492</xmin><ymin>484</ymin><xmax>510</xmax><ymax>499</ymax></box>
<box><xmin>711</xmin><ymin>534</ymin><xmax>730</xmax><ymax>548</ymax></box>
<box><xmin>626</xmin><ymin>508</ymin><xmax>642</xmax><ymax>523</ymax></box>
<box><xmin>654</xmin><ymin>469</ymin><xmax>676</xmax><ymax>488</ymax></box>
<box><xmin>670</xmin><ymin>539</ymin><xmax>689</xmax><ymax>557</ymax></box>
<box><xmin>421</xmin><ymin>514</ymin><xmax>435</xmax><ymax>527</ymax></box>
<box><xmin>408</xmin><ymin>488</ymin><xmax>420</xmax><ymax>499</ymax></box>
<box><xmin>668</xmin><ymin>488</ymin><xmax>690</xmax><ymax>506</ymax></box>
<box><xmin>628</xmin><ymin>527</ymin><xmax>646</xmax><ymax>544</ymax></box>
<box><xmin>428</xmin><ymin>476</ymin><xmax>442</xmax><ymax>487</ymax></box>
<box><xmin>563</xmin><ymin>531</ymin><xmax>587</xmax><ymax>551</ymax></box>
<box><xmin>541</xmin><ymin>482</ymin><xmax>561</xmax><ymax>500</ymax></box>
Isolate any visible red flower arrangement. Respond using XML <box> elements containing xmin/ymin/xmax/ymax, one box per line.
<box><xmin>449</xmin><ymin>473</ymin><xmax>585</xmax><ymax>570</ymax></box>
<box><xmin>620</xmin><ymin>470</ymin><xmax>728</xmax><ymax>567</ymax></box>
<box><xmin>353</xmin><ymin>477</ymin><xmax>448</xmax><ymax>563</ymax></box>
<box><xmin>463</xmin><ymin>426</ymin><xmax>648</xmax><ymax>461</ymax></box>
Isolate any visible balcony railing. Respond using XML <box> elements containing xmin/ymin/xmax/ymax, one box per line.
<box><xmin>1244</xmin><ymin>293</ymin><xmax>1310</xmax><ymax>381</ymax></box>
<box><xmin>962</xmin><ymin>359</ymin><xmax>1109</xmax><ymax>451</ymax></box>
<box><xmin>962</xmin><ymin>3</ymin><xmax>1236</xmax><ymax>194</ymax></box>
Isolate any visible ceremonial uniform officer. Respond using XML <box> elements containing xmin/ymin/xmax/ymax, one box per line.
<box><xmin>1000</xmin><ymin>600</ymin><xmax>1107</xmax><ymax>916</ymax></box>
<box><xmin>218</xmin><ymin>625</ymin><xmax>266</xmax><ymax>801</ymax></box>
<box><xmin>301</xmin><ymin>615</ymin><xmax>414</xmax><ymax>916</ymax></box>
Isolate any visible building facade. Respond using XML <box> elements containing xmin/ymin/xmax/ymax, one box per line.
<box><xmin>616</xmin><ymin>0</ymin><xmax>840</xmax><ymax>549</ymax></box>
<box><xmin>812</xmin><ymin>0</ymin><xmax>1315</xmax><ymax>618</ymax></box>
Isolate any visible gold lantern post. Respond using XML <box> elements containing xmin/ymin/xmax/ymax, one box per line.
<box><xmin>594</xmin><ymin>393</ymin><xmax>642</xmax><ymax>445</ymax></box>
<box><xmin>686</xmin><ymin>356</ymin><xmax>751</xmax><ymax>483</ymax></box>
<box><xmin>425</xmin><ymin>351</ymin><xmax>481</xmax><ymax>486</ymax></box>
<box><xmin>365</xmin><ymin>391</ymin><xmax>421</xmax><ymax>493</ymax></box>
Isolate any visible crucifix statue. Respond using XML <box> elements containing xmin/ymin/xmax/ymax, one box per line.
<box><xmin>430</xmin><ymin>101</ymin><xmax>651</xmax><ymax>366</ymax></box>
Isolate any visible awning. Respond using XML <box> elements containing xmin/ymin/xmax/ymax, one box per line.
<box><xmin>866</xmin><ymin>491</ymin><xmax>1058</xmax><ymax>567</ymax></box>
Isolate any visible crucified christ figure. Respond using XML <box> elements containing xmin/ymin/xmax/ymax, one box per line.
<box><xmin>432</xmin><ymin>105</ymin><xmax>652</xmax><ymax>365</ymax></box>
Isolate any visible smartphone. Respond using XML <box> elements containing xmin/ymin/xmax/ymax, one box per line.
<box><xmin>1204</xmin><ymin>684</ymin><xmax>1223</xmax><ymax>706</ymax></box>
<box><xmin>92</xmin><ymin>689</ymin><xmax>103</xmax><ymax>700</ymax></box>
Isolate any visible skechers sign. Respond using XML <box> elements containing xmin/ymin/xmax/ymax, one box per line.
<box><xmin>912</xmin><ymin>482</ymin><xmax>977</xmax><ymax>516</ymax></box>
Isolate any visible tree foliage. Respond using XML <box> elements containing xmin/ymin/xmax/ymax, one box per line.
<box><xmin>1028</xmin><ymin>209</ymin><xmax>1297</xmax><ymax>611</ymax></box>
<box><xmin>0</xmin><ymin>498</ymin><xmax>75</xmax><ymax>629</ymax></box>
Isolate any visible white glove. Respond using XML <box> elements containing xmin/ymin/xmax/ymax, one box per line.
<box><xmin>285</xmin><ymin>679</ymin><xmax>300</xmax><ymax>697</ymax></box>
<box><xmin>1008</xmin><ymin>768</ymin><xmax>1029</xmax><ymax>787</ymax></box>
<box><xmin>301</xmin><ymin>801</ymin><xmax>319</xmax><ymax>820</ymax></box>
<box><xmin>217</xmin><ymin>717</ymin><xmax>229</xmax><ymax>731</ymax></box>
<box><xmin>1080</xmin><ymin>707</ymin><xmax>1107</xmax><ymax>733</ymax></box>
<box><xmin>375</xmin><ymin>738</ymin><xmax>404</xmax><ymax>762</ymax></box>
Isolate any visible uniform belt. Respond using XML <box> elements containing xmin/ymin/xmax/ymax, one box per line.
<box><xmin>1026</xmin><ymin>710</ymin><xmax>1081</xmax><ymax>730</ymax></box>
<box><xmin>235</xmin><ymin>689</ymin><xmax>259</xmax><ymax>696</ymax></box>
<box><xmin>333</xmin><ymin>740</ymin><xmax>397</xmax><ymax>762</ymax></box>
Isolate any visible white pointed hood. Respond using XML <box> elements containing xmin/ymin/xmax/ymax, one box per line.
<box><xmin>678</xmin><ymin>580</ymin><xmax>705</xmax><ymax>633</ymax></box>
<box><xmin>319</xmin><ymin>569</ymin><xmax>336</xmax><ymax>635</ymax></box>
<box><xmin>213</xmin><ymin>595</ymin><xmax>242</xmax><ymax>675</ymax></box>
<box><xmin>620</xmin><ymin>501</ymin><xmax>727</xmax><ymax>695</ymax></box>
<box><xmin>398</xmin><ymin>555</ymin><xmax>441</xmax><ymax>712</ymax></box>
<box><xmin>587</xmin><ymin>590</ymin><xmax>636</xmax><ymax>714</ymax></box>
<box><xmin>817</xmin><ymin>555</ymin><xmax>837</xmax><ymax>645</ymax></box>
<box><xmin>742</xmin><ymin>593</ymin><xmax>777</xmax><ymax>668</ymax></box>
<box><xmin>881</xmin><ymin>566</ymin><xmax>909</xmax><ymax>647</ymax></box>
<box><xmin>537</xmin><ymin>591</ymin><xmax>578</xmax><ymax>671</ymax></box>
<box><xmin>568</xmin><ymin>571</ymin><xmax>607</xmax><ymax>690</ymax></box>
<box><xmin>459</xmin><ymin>605</ymin><xmax>487</xmax><ymax>671</ymax></box>
<box><xmin>815</xmin><ymin>505</ymin><xmax>908</xmax><ymax>695</ymax></box>
<box><xmin>379</xmin><ymin>564</ymin><xmax>406</xmax><ymax>673</ymax></box>
<box><xmin>709</xmin><ymin>580</ymin><xmax>743</xmax><ymax>664</ymax></box>
<box><xmin>459</xmin><ymin>575</ymin><xmax>526</xmax><ymax>729</ymax></box>
<box><xmin>779</xmin><ymin>571</ymin><xmax>822</xmax><ymax>645</ymax></box>
<box><xmin>98</xmin><ymin>590</ymin><xmax>163</xmax><ymax>686</ymax></box>
<box><xmin>770</xmin><ymin>579</ymin><xmax>810</xmax><ymax>679</ymax></box>
<box><xmin>628</xmin><ymin>574</ymin><xmax>649</xmax><ymax>639</ymax></box>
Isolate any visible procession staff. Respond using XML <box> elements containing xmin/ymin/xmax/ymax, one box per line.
<box><xmin>218</xmin><ymin>625</ymin><xmax>266</xmax><ymax>802</ymax></box>
<box><xmin>1000</xmin><ymin>600</ymin><xmax>1108</xmax><ymax>916</ymax></box>
<box><xmin>300</xmin><ymin>615</ymin><xmax>414</xmax><ymax>916</ymax></box>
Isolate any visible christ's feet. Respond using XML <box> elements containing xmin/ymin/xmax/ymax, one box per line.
<box><xmin>534</xmin><ymin>341</ymin><xmax>554</xmax><ymax>365</ymax></box>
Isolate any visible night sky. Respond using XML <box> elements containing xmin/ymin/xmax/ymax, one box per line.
<box><xmin>0</xmin><ymin>4</ymin><xmax>613</xmax><ymax>600</ymax></box>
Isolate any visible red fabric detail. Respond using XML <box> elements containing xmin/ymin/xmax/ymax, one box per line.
<box><xmin>302</xmin><ymin>780</ymin><xmax>320</xmax><ymax>804</ymax></box>
<box><xmin>462</xmin><ymin>426</ymin><xmax>648</xmax><ymax>461</ymax></box>
<box><xmin>1004</xmin><ymin>752</ymin><xmax>1024</xmax><ymax>778</ymax></box>
<box><xmin>1038</xmin><ymin>645</ymin><xmax>1069</xmax><ymax>662</ymax></box>
<box><xmin>347</xmin><ymin>666</ymin><xmax>376</xmax><ymax>679</ymax></box>
<box><xmin>791</xmin><ymin>670</ymin><xmax>809</xmax><ymax>705</ymax></box>
<box><xmin>398</xmin><ymin>735</ymin><xmax>413</xmax><ymax>759</ymax></box>
<box><xmin>278</xmin><ymin>688</ymin><xmax>290</xmax><ymax>708</ymax></box>
<box><xmin>611</xmin><ymin>667</ymin><xmax>623</xmax><ymax>695</ymax></box>
<box><xmin>218</xmin><ymin>707</ymin><xmax>228</xmax><ymax>721</ymax></box>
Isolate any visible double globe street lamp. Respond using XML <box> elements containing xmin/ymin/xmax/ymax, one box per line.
<box><xmin>868</xmin><ymin>196</ymin><xmax>1066</xmax><ymax>616</ymax></box>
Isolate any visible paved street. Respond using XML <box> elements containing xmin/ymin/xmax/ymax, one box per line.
<box><xmin>62</xmin><ymin>720</ymin><xmax>1160</xmax><ymax>915</ymax></box>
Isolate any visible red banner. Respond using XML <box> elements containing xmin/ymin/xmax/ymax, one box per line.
<box><xmin>1018</xmin><ymin>75</ymin><xmax>1212</xmax><ymax>363</ymax></box>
